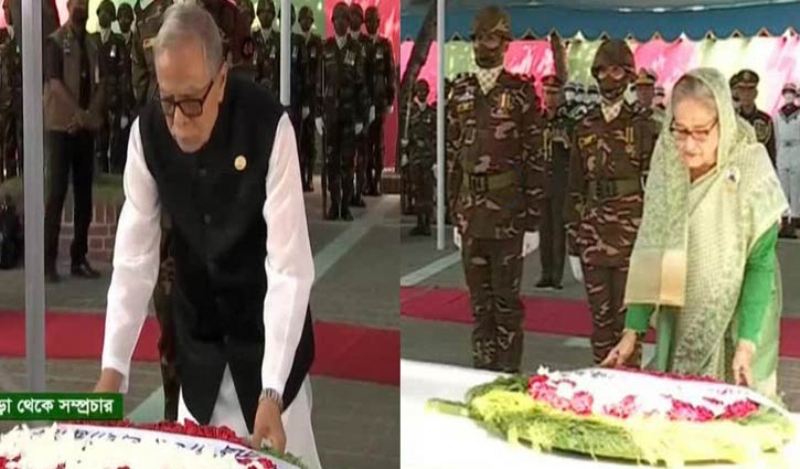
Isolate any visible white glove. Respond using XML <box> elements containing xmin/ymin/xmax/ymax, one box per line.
<box><xmin>401</xmin><ymin>138</ymin><xmax>409</xmax><ymax>147</ymax></box>
<box><xmin>569</xmin><ymin>256</ymin><xmax>583</xmax><ymax>283</ymax></box>
<box><xmin>315</xmin><ymin>117</ymin><xmax>324</xmax><ymax>135</ymax></box>
<box><xmin>368</xmin><ymin>106</ymin><xmax>376</xmax><ymax>124</ymax></box>
<box><xmin>355</xmin><ymin>122</ymin><xmax>364</xmax><ymax>135</ymax></box>
<box><xmin>522</xmin><ymin>231</ymin><xmax>539</xmax><ymax>257</ymax></box>
<box><xmin>453</xmin><ymin>227</ymin><xmax>462</xmax><ymax>250</ymax></box>
<box><xmin>120</xmin><ymin>115</ymin><xmax>129</xmax><ymax>129</ymax></box>
<box><xmin>401</xmin><ymin>153</ymin><xmax>408</xmax><ymax>166</ymax></box>
<box><xmin>302</xmin><ymin>106</ymin><xmax>310</xmax><ymax>120</ymax></box>
<box><xmin>387</xmin><ymin>105</ymin><xmax>394</xmax><ymax>115</ymax></box>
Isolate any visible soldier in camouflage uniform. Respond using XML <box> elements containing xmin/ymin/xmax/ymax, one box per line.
<box><xmin>734</xmin><ymin>69</ymin><xmax>776</xmax><ymax>166</ymax></box>
<box><xmin>298</xmin><ymin>6</ymin><xmax>323</xmax><ymax>192</ymax></box>
<box><xmin>130</xmin><ymin>0</ymin><xmax>179</xmax><ymax>422</ymax></box>
<box><xmin>132</xmin><ymin>0</ymin><xmax>172</xmax><ymax>107</ymax></box>
<box><xmin>363</xmin><ymin>6</ymin><xmax>396</xmax><ymax>196</ymax></box>
<box><xmin>253</xmin><ymin>0</ymin><xmax>279</xmax><ymax>95</ymax></box>
<box><xmin>90</xmin><ymin>0</ymin><xmax>125</xmax><ymax>173</ymax></box>
<box><xmin>317</xmin><ymin>2</ymin><xmax>367</xmax><ymax>221</ymax></box>
<box><xmin>349</xmin><ymin>3</ymin><xmax>369</xmax><ymax>208</ymax></box>
<box><xmin>111</xmin><ymin>3</ymin><xmax>136</xmax><ymax>173</ymax></box>
<box><xmin>407</xmin><ymin>80</ymin><xmax>435</xmax><ymax>236</ymax></box>
<box><xmin>564</xmin><ymin>39</ymin><xmax>658</xmax><ymax>365</ymax></box>
<box><xmin>447</xmin><ymin>7</ymin><xmax>543</xmax><ymax>372</ymax></box>
<box><xmin>534</xmin><ymin>75</ymin><xmax>571</xmax><ymax>290</ymax></box>
<box><xmin>0</xmin><ymin>0</ymin><xmax>22</xmax><ymax>181</ymax></box>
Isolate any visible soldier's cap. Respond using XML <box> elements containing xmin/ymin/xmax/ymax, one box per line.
<box><xmin>655</xmin><ymin>85</ymin><xmax>665</xmax><ymax>97</ymax></box>
<box><xmin>257</xmin><ymin>0</ymin><xmax>276</xmax><ymax>14</ymax></box>
<box><xmin>734</xmin><ymin>69</ymin><xmax>759</xmax><ymax>89</ymax></box>
<box><xmin>591</xmin><ymin>39</ymin><xmax>635</xmax><ymax>78</ymax></box>
<box><xmin>587</xmin><ymin>84</ymin><xmax>599</xmax><ymax>94</ymax></box>
<box><xmin>783</xmin><ymin>83</ymin><xmax>797</xmax><ymax>94</ymax></box>
<box><xmin>96</xmin><ymin>0</ymin><xmax>116</xmax><ymax>16</ymax></box>
<box><xmin>635</xmin><ymin>68</ymin><xmax>657</xmax><ymax>86</ymax></box>
<box><xmin>299</xmin><ymin>6</ymin><xmax>314</xmax><ymax>19</ymax></box>
<box><xmin>541</xmin><ymin>75</ymin><xmax>563</xmax><ymax>91</ymax></box>
<box><xmin>472</xmin><ymin>6</ymin><xmax>512</xmax><ymax>41</ymax></box>
<box><xmin>117</xmin><ymin>2</ymin><xmax>133</xmax><ymax>16</ymax></box>
<box><xmin>564</xmin><ymin>81</ymin><xmax>577</xmax><ymax>92</ymax></box>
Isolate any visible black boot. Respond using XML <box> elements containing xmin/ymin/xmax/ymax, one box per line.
<box><xmin>326</xmin><ymin>205</ymin><xmax>340</xmax><ymax>221</ymax></box>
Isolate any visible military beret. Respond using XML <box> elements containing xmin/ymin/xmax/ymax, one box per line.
<box><xmin>591</xmin><ymin>39</ymin><xmax>635</xmax><ymax>78</ymax></box>
<box><xmin>635</xmin><ymin>68</ymin><xmax>657</xmax><ymax>86</ymax></box>
<box><xmin>729</xmin><ymin>72</ymin><xmax>742</xmax><ymax>88</ymax></box>
<box><xmin>542</xmin><ymin>75</ymin><xmax>563</xmax><ymax>90</ymax></box>
<box><xmin>472</xmin><ymin>6</ymin><xmax>512</xmax><ymax>41</ymax></box>
<box><xmin>735</xmin><ymin>69</ymin><xmax>759</xmax><ymax>88</ymax></box>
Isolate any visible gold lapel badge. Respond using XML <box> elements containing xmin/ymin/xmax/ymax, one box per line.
<box><xmin>234</xmin><ymin>155</ymin><xmax>247</xmax><ymax>171</ymax></box>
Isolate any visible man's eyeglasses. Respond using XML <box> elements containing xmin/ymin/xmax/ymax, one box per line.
<box><xmin>159</xmin><ymin>79</ymin><xmax>216</xmax><ymax>119</ymax></box>
<box><xmin>669</xmin><ymin>118</ymin><xmax>719</xmax><ymax>143</ymax></box>
<box><xmin>595</xmin><ymin>65</ymin><xmax>627</xmax><ymax>81</ymax></box>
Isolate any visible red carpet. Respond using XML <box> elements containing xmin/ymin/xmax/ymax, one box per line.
<box><xmin>0</xmin><ymin>312</ymin><xmax>399</xmax><ymax>387</ymax></box>
<box><xmin>401</xmin><ymin>286</ymin><xmax>800</xmax><ymax>359</ymax></box>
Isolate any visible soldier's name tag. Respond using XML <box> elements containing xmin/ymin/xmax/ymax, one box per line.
<box><xmin>310</xmin><ymin>49</ymin><xmax>317</xmax><ymax>58</ymax></box>
<box><xmin>110</xmin><ymin>45</ymin><xmax>117</xmax><ymax>58</ymax></box>
<box><xmin>345</xmin><ymin>51</ymin><xmax>355</xmax><ymax>66</ymax></box>
<box><xmin>376</xmin><ymin>49</ymin><xmax>384</xmax><ymax>59</ymax></box>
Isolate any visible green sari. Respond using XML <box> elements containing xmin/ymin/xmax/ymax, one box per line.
<box><xmin>623</xmin><ymin>68</ymin><xmax>788</xmax><ymax>396</ymax></box>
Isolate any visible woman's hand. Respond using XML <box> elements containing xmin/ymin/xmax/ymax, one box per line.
<box><xmin>732</xmin><ymin>341</ymin><xmax>756</xmax><ymax>387</ymax></box>
<box><xmin>600</xmin><ymin>330</ymin><xmax>638</xmax><ymax>367</ymax></box>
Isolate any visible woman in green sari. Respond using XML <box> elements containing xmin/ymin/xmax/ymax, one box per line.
<box><xmin>601</xmin><ymin>68</ymin><xmax>788</xmax><ymax>397</ymax></box>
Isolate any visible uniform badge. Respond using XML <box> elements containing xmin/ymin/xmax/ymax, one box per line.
<box><xmin>494</xmin><ymin>91</ymin><xmax>513</xmax><ymax>117</ymax></box>
<box><xmin>234</xmin><ymin>155</ymin><xmax>247</xmax><ymax>171</ymax></box>
<box><xmin>345</xmin><ymin>51</ymin><xmax>355</xmax><ymax>66</ymax></box>
<box><xmin>310</xmin><ymin>49</ymin><xmax>317</xmax><ymax>58</ymax></box>
<box><xmin>110</xmin><ymin>45</ymin><xmax>117</xmax><ymax>58</ymax></box>
<box><xmin>376</xmin><ymin>49</ymin><xmax>384</xmax><ymax>59</ymax></box>
<box><xmin>754</xmin><ymin>119</ymin><xmax>771</xmax><ymax>143</ymax></box>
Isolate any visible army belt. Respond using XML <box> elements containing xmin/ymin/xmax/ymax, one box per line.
<box><xmin>587</xmin><ymin>178</ymin><xmax>642</xmax><ymax>201</ymax></box>
<box><xmin>461</xmin><ymin>171</ymin><xmax>518</xmax><ymax>195</ymax></box>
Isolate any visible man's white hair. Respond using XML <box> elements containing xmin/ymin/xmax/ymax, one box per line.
<box><xmin>153</xmin><ymin>3</ymin><xmax>224</xmax><ymax>78</ymax></box>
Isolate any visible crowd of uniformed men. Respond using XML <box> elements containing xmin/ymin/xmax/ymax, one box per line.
<box><xmin>402</xmin><ymin>5</ymin><xmax>800</xmax><ymax>373</ymax></box>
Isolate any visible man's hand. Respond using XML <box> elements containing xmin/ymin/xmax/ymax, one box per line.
<box><xmin>732</xmin><ymin>340</ymin><xmax>755</xmax><ymax>387</ymax></box>
<box><xmin>600</xmin><ymin>330</ymin><xmax>638</xmax><ymax>368</ymax></box>
<box><xmin>93</xmin><ymin>368</ymin><xmax>123</xmax><ymax>393</ymax></box>
<box><xmin>251</xmin><ymin>398</ymin><xmax>286</xmax><ymax>453</ymax></box>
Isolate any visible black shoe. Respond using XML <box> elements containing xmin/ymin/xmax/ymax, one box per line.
<box><xmin>552</xmin><ymin>283</ymin><xmax>564</xmax><ymax>290</ymax></box>
<box><xmin>351</xmin><ymin>197</ymin><xmax>366</xmax><ymax>208</ymax></box>
<box><xmin>326</xmin><ymin>206</ymin><xmax>340</xmax><ymax>220</ymax></box>
<box><xmin>409</xmin><ymin>226</ymin><xmax>428</xmax><ymax>236</ymax></box>
<box><xmin>71</xmin><ymin>260</ymin><xmax>101</xmax><ymax>278</ymax></box>
<box><xmin>45</xmin><ymin>269</ymin><xmax>61</xmax><ymax>283</ymax></box>
<box><xmin>535</xmin><ymin>279</ymin><xmax>553</xmax><ymax>289</ymax></box>
<box><xmin>302</xmin><ymin>184</ymin><xmax>313</xmax><ymax>193</ymax></box>
<box><xmin>341</xmin><ymin>209</ymin><xmax>354</xmax><ymax>221</ymax></box>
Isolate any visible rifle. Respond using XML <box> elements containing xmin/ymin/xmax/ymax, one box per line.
<box><xmin>320</xmin><ymin>53</ymin><xmax>327</xmax><ymax>216</ymax></box>
<box><xmin>400</xmin><ymin>92</ymin><xmax>413</xmax><ymax>215</ymax></box>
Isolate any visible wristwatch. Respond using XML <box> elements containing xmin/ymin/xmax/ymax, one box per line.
<box><xmin>259</xmin><ymin>388</ymin><xmax>284</xmax><ymax>411</ymax></box>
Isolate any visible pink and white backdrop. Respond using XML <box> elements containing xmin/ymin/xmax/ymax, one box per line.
<box><xmin>401</xmin><ymin>35</ymin><xmax>800</xmax><ymax>115</ymax></box>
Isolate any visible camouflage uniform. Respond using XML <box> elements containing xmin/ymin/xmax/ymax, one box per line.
<box><xmin>0</xmin><ymin>28</ymin><xmax>22</xmax><ymax>181</ymax></box>
<box><xmin>319</xmin><ymin>5</ymin><xmax>368</xmax><ymax>220</ymax></box>
<box><xmin>564</xmin><ymin>40</ymin><xmax>657</xmax><ymax>365</ymax></box>
<box><xmin>132</xmin><ymin>0</ymin><xmax>172</xmax><ymax>107</ymax></box>
<box><xmin>535</xmin><ymin>76</ymin><xmax>572</xmax><ymax>289</ymax></box>
<box><xmin>253</xmin><ymin>0</ymin><xmax>280</xmax><ymax>96</ymax></box>
<box><xmin>299</xmin><ymin>8</ymin><xmax>323</xmax><ymax>191</ymax></box>
<box><xmin>408</xmin><ymin>83</ymin><xmax>435</xmax><ymax>236</ymax></box>
<box><xmin>363</xmin><ymin>7</ymin><xmax>396</xmax><ymax>196</ymax></box>
<box><xmin>131</xmin><ymin>0</ymin><xmax>178</xmax><ymax>422</ymax></box>
<box><xmin>349</xmin><ymin>7</ymin><xmax>370</xmax><ymax>207</ymax></box>
<box><xmin>734</xmin><ymin>70</ymin><xmax>776</xmax><ymax>166</ymax></box>
<box><xmin>90</xmin><ymin>1</ymin><xmax>126</xmax><ymax>173</ymax></box>
<box><xmin>447</xmin><ymin>7</ymin><xmax>543</xmax><ymax>372</ymax></box>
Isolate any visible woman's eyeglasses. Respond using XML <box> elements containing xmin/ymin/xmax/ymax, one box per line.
<box><xmin>669</xmin><ymin>118</ymin><xmax>719</xmax><ymax>143</ymax></box>
<box><xmin>159</xmin><ymin>79</ymin><xmax>216</xmax><ymax>119</ymax></box>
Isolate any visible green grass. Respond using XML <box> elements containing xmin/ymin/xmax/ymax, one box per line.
<box><xmin>0</xmin><ymin>173</ymin><xmax>124</xmax><ymax>208</ymax></box>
